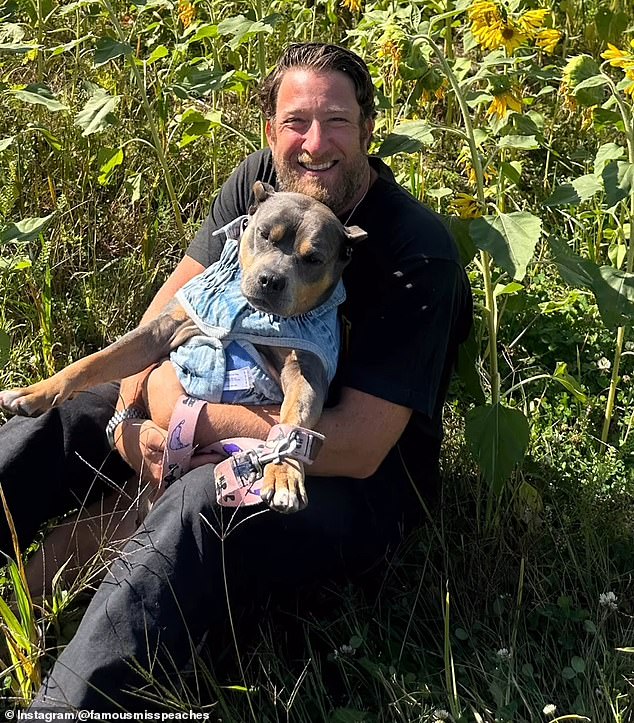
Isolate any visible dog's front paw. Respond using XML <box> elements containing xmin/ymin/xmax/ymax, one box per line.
<box><xmin>0</xmin><ymin>379</ymin><xmax>68</xmax><ymax>416</ymax></box>
<box><xmin>260</xmin><ymin>459</ymin><xmax>307</xmax><ymax>513</ymax></box>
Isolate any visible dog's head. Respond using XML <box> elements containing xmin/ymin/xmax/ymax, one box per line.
<box><xmin>238</xmin><ymin>181</ymin><xmax>367</xmax><ymax>317</ymax></box>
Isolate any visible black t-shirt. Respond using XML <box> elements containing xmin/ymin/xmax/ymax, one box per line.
<box><xmin>187</xmin><ymin>149</ymin><xmax>472</xmax><ymax>494</ymax></box>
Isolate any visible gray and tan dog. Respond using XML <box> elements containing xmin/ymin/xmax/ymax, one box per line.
<box><xmin>0</xmin><ymin>182</ymin><xmax>366</xmax><ymax>513</ymax></box>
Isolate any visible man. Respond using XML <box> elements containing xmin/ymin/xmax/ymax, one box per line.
<box><xmin>0</xmin><ymin>42</ymin><xmax>471</xmax><ymax>710</ymax></box>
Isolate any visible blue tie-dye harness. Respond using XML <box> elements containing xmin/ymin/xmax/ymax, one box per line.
<box><xmin>170</xmin><ymin>215</ymin><xmax>345</xmax><ymax>405</ymax></box>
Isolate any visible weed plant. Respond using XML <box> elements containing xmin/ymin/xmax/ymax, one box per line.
<box><xmin>0</xmin><ymin>0</ymin><xmax>633</xmax><ymax>719</ymax></box>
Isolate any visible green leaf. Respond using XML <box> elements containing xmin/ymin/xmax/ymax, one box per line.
<box><xmin>0</xmin><ymin>137</ymin><xmax>14</xmax><ymax>151</ymax></box>
<box><xmin>469</xmin><ymin>211</ymin><xmax>542</xmax><ymax>281</ymax></box>
<box><xmin>465</xmin><ymin>404</ymin><xmax>530</xmax><ymax>494</ymax></box>
<box><xmin>549</xmin><ymin>239</ymin><xmax>634</xmax><ymax>327</ymax></box>
<box><xmin>593</xmin><ymin>265</ymin><xmax>634</xmax><ymax>328</ymax></box>
<box><xmin>11</xmin><ymin>84</ymin><xmax>67</xmax><ymax>112</ymax></box>
<box><xmin>608</xmin><ymin>242</ymin><xmax>627</xmax><ymax>269</ymax></box>
<box><xmin>0</xmin><ymin>329</ymin><xmax>9</xmax><ymax>369</ymax></box>
<box><xmin>456</xmin><ymin>325</ymin><xmax>485</xmax><ymax>405</ymax></box>
<box><xmin>500</xmin><ymin>161</ymin><xmax>522</xmax><ymax>186</ymax></box>
<box><xmin>377</xmin><ymin>121</ymin><xmax>435</xmax><ymax>157</ymax></box>
<box><xmin>572</xmin><ymin>174</ymin><xmax>603</xmax><ymax>202</ymax></box>
<box><xmin>29</xmin><ymin>125</ymin><xmax>63</xmax><ymax>151</ymax></box>
<box><xmin>546</xmin><ymin>174</ymin><xmax>603</xmax><ymax>206</ymax></box>
<box><xmin>170</xmin><ymin>65</ymin><xmax>238</xmax><ymax>98</ymax></box>
<box><xmin>0</xmin><ymin>214</ymin><xmax>55</xmax><ymax>244</ymax></box>
<box><xmin>74</xmin><ymin>87</ymin><xmax>120</xmax><ymax>136</ymax></box>
<box><xmin>146</xmin><ymin>44</ymin><xmax>169</xmax><ymax>64</ymax></box>
<box><xmin>94</xmin><ymin>37</ymin><xmax>133</xmax><ymax>67</ymax></box>
<box><xmin>444</xmin><ymin>215</ymin><xmax>477</xmax><ymax>267</ymax></box>
<box><xmin>0</xmin><ymin>42</ymin><xmax>40</xmax><ymax>54</ymax></box>
<box><xmin>217</xmin><ymin>13</ymin><xmax>281</xmax><ymax>51</ymax></box>
<box><xmin>562</xmin><ymin>666</ymin><xmax>577</xmax><ymax>680</ymax></box>
<box><xmin>563</xmin><ymin>56</ymin><xmax>604</xmax><ymax>106</ymax></box>
<box><xmin>553</xmin><ymin>362</ymin><xmax>587</xmax><ymax>403</ymax></box>
<box><xmin>124</xmin><ymin>172</ymin><xmax>143</xmax><ymax>203</ymax></box>
<box><xmin>494</xmin><ymin>281</ymin><xmax>523</xmax><ymax>296</ymax></box>
<box><xmin>594</xmin><ymin>142</ymin><xmax>624</xmax><ymax>176</ymax></box>
<box><xmin>189</xmin><ymin>24</ymin><xmax>219</xmax><ymax>42</ymax></box>
<box><xmin>571</xmin><ymin>656</ymin><xmax>586</xmax><ymax>673</ymax></box>
<box><xmin>595</xmin><ymin>8</ymin><xmax>629</xmax><ymax>43</ymax></box>
<box><xmin>545</xmin><ymin>183</ymin><xmax>580</xmax><ymax>206</ymax></box>
<box><xmin>97</xmin><ymin>147</ymin><xmax>124</xmax><ymax>185</ymax></box>
<box><xmin>498</xmin><ymin>134</ymin><xmax>539</xmax><ymax>150</ymax></box>
<box><xmin>593</xmin><ymin>107</ymin><xmax>623</xmax><ymax>131</ymax></box>
<box><xmin>573</xmin><ymin>74</ymin><xmax>609</xmax><ymax>92</ymax></box>
<box><xmin>602</xmin><ymin>161</ymin><xmax>634</xmax><ymax>208</ymax></box>
<box><xmin>49</xmin><ymin>34</ymin><xmax>93</xmax><ymax>56</ymax></box>
<box><xmin>548</xmin><ymin>237</ymin><xmax>596</xmax><ymax>290</ymax></box>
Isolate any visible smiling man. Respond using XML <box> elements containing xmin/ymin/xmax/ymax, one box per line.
<box><xmin>3</xmin><ymin>43</ymin><xmax>473</xmax><ymax>710</ymax></box>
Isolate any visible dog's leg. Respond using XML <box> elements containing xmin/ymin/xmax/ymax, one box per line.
<box><xmin>0</xmin><ymin>300</ymin><xmax>198</xmax><ymax>416</ymax></box>
<box><xmin>260</xmin><ymin>350</ymin><xmax>328</xmax><ymax>513</ymax></box>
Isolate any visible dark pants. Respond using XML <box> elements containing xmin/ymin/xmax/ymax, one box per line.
<box><xmin>0</xmin><ymin>385</ymin><xmax>425</xmax><ymax>711</ymax></box>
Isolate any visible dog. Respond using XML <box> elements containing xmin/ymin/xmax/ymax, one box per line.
<box><xmin>0</xmin><ymin>182</ymin><xmax>366</xmax><ymax>514</ymax></box>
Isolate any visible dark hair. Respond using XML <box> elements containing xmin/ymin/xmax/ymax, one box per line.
<box><xmin>258</xmin><ymin>43</ymin><xmax>376</xmax><ymax>124</ymax></box>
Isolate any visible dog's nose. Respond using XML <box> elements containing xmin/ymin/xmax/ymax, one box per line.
<box><xmin>258</xmin><ymin>272</ymin><xmax>286</xmax><ymax>293</ymax></box>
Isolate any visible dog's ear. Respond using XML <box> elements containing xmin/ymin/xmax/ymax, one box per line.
<box><xmin>251</xmin><ymin>181</ymin><xmax>276</xmax><ymax>208</ymax></box>
<box><xmin>341</xmin><ymin>224</ymin><xmax>367</xmax><ymax>259</ymax></box>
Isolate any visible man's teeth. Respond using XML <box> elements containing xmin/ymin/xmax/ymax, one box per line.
<box><xmin>299</xmin><ymin>160</ymin><xmax>336</xmax><ymax>171</ymax></box>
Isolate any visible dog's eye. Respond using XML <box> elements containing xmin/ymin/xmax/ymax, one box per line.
<box><xmin>258</xmin><ymin>227</ymin><xmax>270</xmax><ymax>240</ymax></box>
<box><xmin>303</xmin><ymin>253</ymin><xmax>324</xmax><ymax>266</ymax></box>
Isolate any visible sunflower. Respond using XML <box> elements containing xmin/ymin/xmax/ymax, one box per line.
<box><xmin>625</xmin><ymin>68</ymin><xmax>634</xmax><ymax>97</ymax></box>
<box><xmin>487</xmin><ymin>89</ymin><xmax>522</xmax><ymax>119</ymax></box>
<box><xmin>516</xmin><ymin>8</ymin><xmax>547</xmax><ymax>37</ymax></box>
<box><xmin>450</xmin><ymin>193</ymin><xmax>484</xmax><ymax>219</ymax></box>
<box><xmin>469</xmin><ymin>8</ymin><xmax>529</xmax><ymax>54</ymax></box>
<box><xmin>535</xmin><ymin>28</ymin><xmax>562</xmax><ymax>54</ymax></box>
<box><xmin>177</xmin><ymin>0</ymin><xmax>196</xmax><ymax>28</ymax></box>
<box><xmin>457</xmin><ymin>147</ymin><xmax>496</xmax><ymax>185</ymax></box>
<box><xmin>468</xmin><ymin>1</ymin><xmax>559</xmax><ymax>56</ymax></box>
<box><xmin>341</xmin><ymin>0</ymin><xmax>362</xmax><ymax>13</ymax></box>
<box><xmin>601</xmin><ymin>43</ymin><xmax>634</xmax><ymax>71</ymax></box>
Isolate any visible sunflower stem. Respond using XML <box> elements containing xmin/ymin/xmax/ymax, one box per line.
<box><xmin>421</xmin><ymin>32</ymin><xmax>501</xmax><ymax>405</ymax></box>
<box><xmin>600</xmin><ymin>77</ymin><xmax>633</xmax><ymax>446</ymax></box>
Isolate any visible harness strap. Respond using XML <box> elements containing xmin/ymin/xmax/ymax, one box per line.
<box><xmin>160</xmin><ymin>395</ymin><xmax>325</xmax><ymax>508</ymax></box>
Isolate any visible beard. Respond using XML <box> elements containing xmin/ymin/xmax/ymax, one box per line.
<box><xmin>272</xmin><ymin>150</ymin><xmax>370</xmax><ymax>217</ymax></box>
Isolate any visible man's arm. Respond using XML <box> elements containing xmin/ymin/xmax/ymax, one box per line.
<box><xmin>186</xmin><ymin>386</ymin><xmax>410</xmax><ymax>480</ymax></box>
<box><xmin>311</xmin><ymin>387</ymin><xmax>411</xmax><ymax>478</ymax></box>
<box><xmin>113</xmin><ymin>255</ymin><xmax>205</xmax><ymax>468</ymax></box>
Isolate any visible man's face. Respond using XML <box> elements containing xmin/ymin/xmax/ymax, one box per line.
<box><xmin>266</xmin><ymin>68</ymin><xmax>374</xmax><ymax>216</ymax></box>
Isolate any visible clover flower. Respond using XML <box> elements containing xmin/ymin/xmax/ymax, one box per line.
<box><xmin>599</xmin><ymin>591</ymin><xmax>618</xmax><ymax>610</ymax></box>
<box><xmin>543</xmin><ymin>703</ymin><xmax>557</xmax><ymax>718</ymax></box>
<box><xmin>496</xmin><ymin>647</ymin><xmax>511</xmax><ymax>659</ymax></box>
<box><xmin>333</xmin><ymin>643</ymin><xmax>355</xmax><ymax>659</ymax></box>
